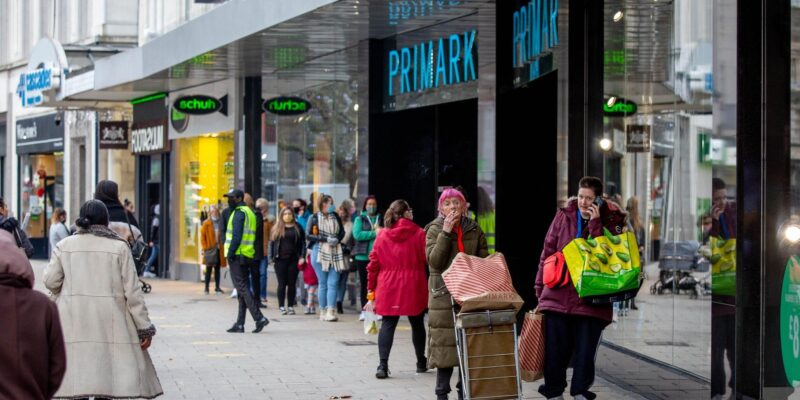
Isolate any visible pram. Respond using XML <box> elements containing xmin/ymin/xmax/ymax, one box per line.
<box><xmin>650</xmin><ymin>241</ymin><xmax>709</xmax><ymax>299</ymax></box>
<box><xmin>452</xmin><ymin>300</ymin><xmax>523</xmax><ymax>400</ymax></box>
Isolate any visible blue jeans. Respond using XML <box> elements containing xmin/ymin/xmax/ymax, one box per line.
<box><xmin>311</xmin><ymin>244</ymin><xmax>340</xmax><ymax>310</ymax></box>
<box><xmin>259</xmin><ymin>258</ymin><xmax>269</xmax><ymax>299</ymax></box>
<box><xmin>144</xmin><ymin>244</ymin><xmax>158</xmax><ymax>271</ymax></box>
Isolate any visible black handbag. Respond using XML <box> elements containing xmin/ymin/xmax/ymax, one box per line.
<box><xmin>204</xmin><ymin>247</ymin><xmax>220</xmax><ymax>265</ymax></box>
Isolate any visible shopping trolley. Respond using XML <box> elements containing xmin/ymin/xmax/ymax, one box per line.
<box><xmin>452</xmin><ymin>300</ymin><xmax>523</xmax><ymax>400</ymax></box>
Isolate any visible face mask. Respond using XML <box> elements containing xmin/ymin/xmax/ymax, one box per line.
<box><xmin>327</xmin><ymin>205</ymin><xmax>336</xmax><ymax>214</ymax></box>
<box><xmin>211</xmin><ymin>216</ymin><xmax>219</xmax><ymax>222</ymax></box>
<box><xmin>283</xmin><ymin>214</ymin><xmax>294</xmax><ymax>223</ymax></box>
<box><xmin>293</xmin><ymin>207</ymin><xmax>301</xmax><ymax>214</ymax></box>
<box><xmin>366</xmin><ymin>206</ymin><xmax>377</xmax><ymax>215</ymax></box>
<box><xmin>228</xmin><ymin>198</ymin><xmax>237</xmax><ymax>208</ymax></box>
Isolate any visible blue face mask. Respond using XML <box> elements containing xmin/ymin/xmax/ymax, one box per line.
<box><xmin>327</xmin><ymin>204</ymin><xmax>336</xmax><ymax>214</ymax></box>
<box><xmin>366</xmin><ymin>206</ymin><xmax>377</xmax><ymax>215</ymax></box>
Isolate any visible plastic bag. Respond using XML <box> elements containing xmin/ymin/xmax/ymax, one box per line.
<box><xmin>363</xmin><ymin>300</ymin><xmax>379</xmax><ymax>335</ymax></box>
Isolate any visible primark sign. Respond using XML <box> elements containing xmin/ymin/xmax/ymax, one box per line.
<box><xmin>131</xmin><ymin>120</ymin><xmax>169</xmax><ymax>155</ymax></box>
<box><xmin>385</xmin><ymin>29</ymin><xmax>478</xmax><ymax>104</ymax></box>
<box><xmin>512</xmin><ymin>0</ymin><xmax>559</xmax><ymax>86</ymax></box>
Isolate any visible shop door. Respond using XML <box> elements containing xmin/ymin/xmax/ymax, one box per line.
<box><xmin>370</xmin><ymin>99</ymin><xmax>478</xmax><ymax>227</ymax></box>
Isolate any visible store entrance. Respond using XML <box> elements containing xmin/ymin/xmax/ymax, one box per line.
<box><xmin>370</xmin><ymin>99</ymin><xmax>478</xmax><ymax>227</ymax></box>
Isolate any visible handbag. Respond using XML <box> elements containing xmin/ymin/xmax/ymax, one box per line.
<box><xmin>203</xmin><ymin>247</ymin><xmax>220</xmax><ymax>265</ymax></box>
<box><xmin>519</xmin><ymin>308</ymin><xmax>546</xmax><ymax>382</ymax></box>
<box><xmin>542</xmin><ymin>251</ymin><xmax>569</xmax><ymax>288</ymax></box>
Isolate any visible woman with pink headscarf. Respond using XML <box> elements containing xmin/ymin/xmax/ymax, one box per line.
<box><xmin>424</xmin><ymin>188</ymin><xmax>489</xmax><ymax>400</ymax></box>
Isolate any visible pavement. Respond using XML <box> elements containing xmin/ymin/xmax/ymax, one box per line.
<box><xmin>31</xmin><ymin>260</ymin><xmax>646</xmax><ymax>400</ymax></box>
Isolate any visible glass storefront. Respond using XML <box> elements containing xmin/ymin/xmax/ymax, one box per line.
<box><xmin>597</xmin><ymin>0</ymin><xmax>737</xmax><ymax>386</ymax></box>
<box><xmin>99</xmin><ymin>148</ymin><xmax>136</xmax><ymax>215</ymax></box>
<box><xmin>175</xmin><ymin>133</ymin><xmax>234</xmax><ymax>263</ymax></box>
<box><xmin>19</xmin><ymin>152</ymin><xmax>64</xmax><ymax>243</ymax></box>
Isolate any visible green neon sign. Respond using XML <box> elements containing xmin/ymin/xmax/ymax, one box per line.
<box><xmin>130</xmin><ymin>92</ymin><xmax>166</xmax><ymax>105</ymax></box>
<box><xmin>173</xmin><ymin>95</ymin><xmax>227</xmax><ymax>116</ymax></box>
<box><xmin>603</xmin><ymin>98</ymin><xmax>637</xmax><ymax>117</ymax></box>
<box><xmin>263</xmin><ymin>97</ymin><xmax>311</xmax><ymax>115</ymax></box>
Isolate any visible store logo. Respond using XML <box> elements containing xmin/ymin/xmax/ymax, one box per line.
<box><xmin>131</xmin><ymin>123</ymin><xmax>166</xmax><ymax>154</ymax></box>
<box><xmin>99</xmin><ymin>121</ymin><xmax>129</xmax><ymax>149</ymax></box>
<box><xmin>512</xmin><ymin>0</ymin><xmax>559</xmax><ymax>84</ymax></box>
<box><xmin>16</xmin><ymin>121</ymin><xmax>38</xmax><ymax>140</ymax></box>
<box><xmin>16</xmin><ymin>68</ymin><xmax>54</xmax><ymax>107</ymax></box>
<box><xmin>263</xmin><ymin>97</ymin><xmax>312</xmax><ymax>115</ymax></box>
<box><xmin>603</xmin><ymin>98</ymin><xmax>638</xmax><ymax>117</ymax></box>
<box><xmin>173</xmin><ymin>95</ymin><xmax>228</xmax><ymax>115</ymax></box>
<box><xmin>171</xmin><ymin>108</ymin><xmax>190</xmax><ymax>133</ymax></box>
<box><xmin>387</xmin><ymin>29</ymin><xmax>477</xmax><ymax>96</ymax></box>
<box><xmin>388</xmin><ymin>0</ymin><xmax>462</xmax><ymax>25</ymax></box>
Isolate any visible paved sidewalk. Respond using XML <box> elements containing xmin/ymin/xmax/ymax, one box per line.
<box><xmin>32</xmin><ymin>260</ymin><xmax>645</xmax><ymax>400</ymax></box>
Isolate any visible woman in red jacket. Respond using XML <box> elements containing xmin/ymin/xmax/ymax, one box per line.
<box><xmin>367</xmin><ymin>199</ymin><xmax>428</xmax><ymax>380</ymax></box>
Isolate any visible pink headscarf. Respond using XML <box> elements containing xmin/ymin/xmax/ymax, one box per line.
<box><xmin>437</xmin><ymin>188</ymin><xmax>466</xmax><ymax>217</ymax></box>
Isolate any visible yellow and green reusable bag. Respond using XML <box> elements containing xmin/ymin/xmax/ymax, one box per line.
<box><xmin>562</xmin><ymin>228</ymin><xmax>642</xmax><ymax>299</ymax></box>
<box><xmin>710</xmin><ymin>236</ymin><xmax>736</xmax><ymax>296</ymax></box>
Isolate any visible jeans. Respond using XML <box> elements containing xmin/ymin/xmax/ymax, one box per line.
<box><xmin>311</xmin><ymin>244</ymin><xmax>340</xmax><ymax>310</ymax></box>
<box><xmin>538</xmin><ymin>312</ymin><xmax>607</xmax><ymax>400</ymax></box>
<box><xmin>228</xmin><ymin>256</ymin><xmax>264</xmax><ymax>326</ymax></box>
<box><xmin>258</xmin><ymin>258</ymin><xmax>269</xmax><ymax>299</ymax></box>
<box><xmin>144</xmin><ymin>244</ymin><xmax>159</xmax><ymax>271</ymax></box>
<box><xmin>378</xmin><ymin>314</ymin><xmax>426</xmax><ymax>365</ymax></box>
<box><xmin>275</xmin><ymin>257</ymin><xmax>299</xmax><ymax>308</ymax></box>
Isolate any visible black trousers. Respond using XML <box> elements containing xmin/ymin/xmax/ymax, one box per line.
<box><xmin>275</xmin><ymin>257</ymin><xmax>299</xmax><ymax>308</ymax></box>
<box><xmin>711</xmin><ymin>312</ymin><xmax>735</xmax><ymax>397</ymax></box>
<box><xmin>538</xmin><ymin>312</ymin><xmax>607</xmax><ymax>400</ymax></box>
<box><xmin>229</xmin><ymin>256</ymin><xmax>264</xmax><ymax>326</ymax></box>
<box><xmin>436</xmin><ymin>367</ymin><xmax>463</xmax><ymax>398</ymax></box>
<box><xmin>204</xmin><ymin>263</ymin><xmax>220</xmax><ymax>290</ymax></box>
<box><xmin>355</xmin><ymin>259</ymin><xmax>369</xmax><ymax>308</ymax></box>
<box><xmin>378</xmin><ymin>314</ymin><xmax>426</xmax><ymax>365</ymax></box>
<box><xmin>249</xmin><ymin>260</ymin><xmax>261</xmax><ymax>301</ymax></box>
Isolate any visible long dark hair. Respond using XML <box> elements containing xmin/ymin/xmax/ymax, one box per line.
<box><xmin>94</xmin><ymin>180</ymin><xmax>121</xmax><ymax>205</ymax></box>
<box><xmin>383</xmin><ymin>200</ymin><xmax>411</xmax><ymax>229</ymax></box>
<box><xmin>361</xmin><ymin>195</ymin><xmax>377</xmax><ymax>212</ymax></box>
<box><xmin>76</xmin><ymin>200</ymin><xmax>110</xmax><ymax>229</ymax></box>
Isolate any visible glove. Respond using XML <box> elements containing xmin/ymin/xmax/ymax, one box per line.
<box><xmin>327</xmin><ymin>237</ymin><xmax>339</xmax><ymax>245</ymax></box>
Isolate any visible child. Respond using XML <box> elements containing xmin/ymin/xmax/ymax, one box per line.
<box><xmin>298</xmin><ymin>254</ymin><xmax>319</xmax><ymax>315</ymax></box>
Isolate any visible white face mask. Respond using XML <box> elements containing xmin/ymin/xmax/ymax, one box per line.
<box><xmin>211</xmin><ymin>216</ymin><xmax>219</xmax><ymax>222</ymax></box>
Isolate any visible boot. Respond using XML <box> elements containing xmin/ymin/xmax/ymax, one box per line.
<box><xmin>324</xmin><ymin>307</ymin><xmax>339</xmax><ymax>321</ymax></box>
<box><xmin>226</xmin><ymin>324</ymin><xmax>244</xmax><ymax>333</ymax></box>
<box><xmin>337</xmin><ymin>301</ymin><xmax>344</xmax><ymax>314</ymax></box>
<box><xmin>375</xmin><ymin>363</ymin><xmax>389</xmax><ymax>379</ymax></box>
<box><xmin>252</xmin><ymin>317</ymin><xmax>270</xmax><ymax>333</ymax></box>
<box><xmin>416</xmin><ymin>357</ymin><xmax>429</xmax><ymax>373</ymax></box>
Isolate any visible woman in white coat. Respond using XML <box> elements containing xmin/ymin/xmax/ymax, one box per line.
<box><xmin>45</xmin><ymin>199</ymin><xmax>163</xmax><ymax>399</ymax></box>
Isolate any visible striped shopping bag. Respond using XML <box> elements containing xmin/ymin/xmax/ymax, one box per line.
<box><xmin>519</xmin><ymin>309</ymin><xmax>545</xmax><ymax>382</ymax></box>
<box><xmin>442</xmin><ymin>252</ymin><xmax>523</xmax><ymax>312</ymax></box>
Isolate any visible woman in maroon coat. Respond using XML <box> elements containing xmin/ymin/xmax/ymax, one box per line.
<box><xmin>0</xmin><ymin>229</ymin><xmax>66</xmax><ymax>400</ymax></box>
<box><xmin>535</xmin><ymin>176</ymin><xmax>626</xmax><ymax>400</ymax></box>
<box><xmin>367</xmin><ymin>199</ymin><xmax>428</xmax><ymax>380</ymax></box>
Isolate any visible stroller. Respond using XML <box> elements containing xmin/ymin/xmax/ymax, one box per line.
<box><xmin>650</xmin><ymin>241</ymin><xmax>709</xmax><ymax>299</ymax></box>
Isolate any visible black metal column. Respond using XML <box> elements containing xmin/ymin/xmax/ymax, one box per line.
<box><xmin>567</xmin><ymin>0</ymin><xmax>604</xmax><ymax>194</ymax></box>
<box><xmin>736</xmin><ymin>0</ymin><xmax>792</xmax><ymax>398</ymax></box>
<box><xmin>244</xmin><ymin>77</ymin><xmax>262</xmax><ymax>198</ymax></box>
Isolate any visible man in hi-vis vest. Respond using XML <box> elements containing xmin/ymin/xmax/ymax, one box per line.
<box><xmin>223</xmin><ymin>189</ymin><xmax>270</xmax><ymax>333</ymax></box>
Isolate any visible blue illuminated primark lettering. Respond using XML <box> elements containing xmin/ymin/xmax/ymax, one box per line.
<box><xmin>388</xmin><ymin>29</ymin><xmax>477</xmax><ymax>96</ymax></box>
<box><xmin>512</xmin><ymin>0</ymin><xmax>559</xmax><ymax>78</ymax></box>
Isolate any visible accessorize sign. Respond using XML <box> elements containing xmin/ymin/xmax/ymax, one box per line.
<box><xmin>99</xmin><ymin>121</ymin><xmax>129</xmax><ymax>149</ymax></box>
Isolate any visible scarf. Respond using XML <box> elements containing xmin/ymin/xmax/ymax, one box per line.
<box><xmin>317</xmin><ymin>213</ymin><xmax>347</xmax><ymax>272</ymax></box>
<box><xmin>75</xmin><ymin>224</ymin><xmax>129</xmax><ymax>245</ymax></box>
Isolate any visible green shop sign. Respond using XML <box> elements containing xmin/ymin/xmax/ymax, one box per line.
<box><xmin>173</xmin><ymin>95</ymin><xmax>228</xmax><ymax>116</ymax></box>
<box><xmin>781</xmin><ymin>256</ymin><xmax>800</xmax><ymax>387</ymax></box>
<box><xmin>263</xmin><ymin>97</ymin><xmax>311</xmax><ymax>115</ymax></box>
<box><xmin>603</xmin><ymin>98</ymin><xmax>637</xmax><ymax>117</ymax></box>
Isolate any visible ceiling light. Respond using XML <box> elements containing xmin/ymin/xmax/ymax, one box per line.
<box><xmin>599</xmin><ymin>138</ymin><xmax>613</xmax><ymax>151</ymax></box>
<box><xmin>786</xmin><ymin>225</ymin><xmax>800</xmax><ymax>243</ymax></box>
<box><xmin>613</xmin><ymin>10</ymin><xmax>624</xmax><ymax>22</ymax></box>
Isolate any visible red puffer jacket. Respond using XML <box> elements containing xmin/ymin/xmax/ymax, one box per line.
<box><xmin>535</xmin><ymin>198</ymin><xmax>627</xmax><ymax>323</ymax></box>
<box><xmin>367</xmin><ymin>218</ymin><xmax>428</xmax><ymax>316</ymax></box>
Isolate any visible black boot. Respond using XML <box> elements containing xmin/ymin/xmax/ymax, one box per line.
<box><xmin>416</xmin><ymin>357</ymin><xmax>429</xmax><ymax>373</ymax></box>
<box><xmin>226</xmin><ymin>324</ymin><xmax>244</xmax><ymax>333</ymax></box>
<box><xmin>375</xmin><ymin>363</ymin><xmax>389</xmax><ymax>379</ymax></box>
<box><xmin>337</xmin><ymin>301</ymin><xmax>344</xmax><ymax>314</ymax></box>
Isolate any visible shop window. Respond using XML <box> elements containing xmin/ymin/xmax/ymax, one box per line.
<box><xmin>19</xmin><ymin>153</ymin><xmax>64</xmax><ymax>240</ymax></box>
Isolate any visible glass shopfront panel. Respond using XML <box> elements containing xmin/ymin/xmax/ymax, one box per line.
<box><xmin>599</xmin><ymin>0</ymin><xmax>737</xmax><ymax>390</ymax></box>
<box><xmin>19</xmin><ymin>152</ymin><xmax>64</xmax><ymax>241</ymax></box>
<box><xmin>176</xmin><ymin>133</ymin><xmax>234</xmax><ymax>263</ymax></box>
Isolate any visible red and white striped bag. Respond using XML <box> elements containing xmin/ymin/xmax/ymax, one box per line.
<box><xmin>519</xmin><ymin>309</ymin><xmax>546</xmax><ymax>382</ymax></box>
<box><xmin>441</xmin><ymin>252</ymin><xmax>523</xmax><ymax>312</ymax></box>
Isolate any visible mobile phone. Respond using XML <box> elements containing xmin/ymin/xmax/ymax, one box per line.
<box><xmin>593</xmin><ymin>197</ymin><xmax>605</xmax><ymax>208</ymax></box>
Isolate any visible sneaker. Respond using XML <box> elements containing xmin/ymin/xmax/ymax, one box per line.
<box><xmin>303</xmin><ymin>307</ymin><xmax>312</xmax><ymax>315</ymax></box>
<box><xmin>142</xmin><ymin>271</ymin><xmax>157</xmax><ymax>278</ymax></box>
<box><xmin>226</xmin><ymin>324</ymin><xmax>244</xmax><ymax>333</ymax></box>
<box><xmin>319</xmin><ymin>309</ymin><xmax>326</xmax><ymax>321</ymax></box>
<box><xmin>215</xmin><ymin>288</ymin><xmax>224</xmax><ymax>294</ymax></box>
<box><xmin>258</xmin><ymin>302</ymin><xmax>267</xmax><ymax>309</ymax></box>
<box><xmin>230</xmin><ymin>289</ymin><xmax>238</xmax><ymax>299</ymax></box>
<box><xmin>375</xmin><ymin>364</ymin><xmax>389</xmax><ymax>379</ymax></box>
<box><xmin>324</xmin><ymin>308</ymin><xmax>339</xmax><ymax>322</ymax></box>
<box><xmin>252</xmin><ymin>317</ymin><xmax>270</xmax><ymax>333</ymax></box>
<box><xmin>288</xmin><ymin>307</ymin><xmax>296</xmax><ymax>315</ymax></box>
<box><xmin>279</xmin><ymin>307</ymin><xmax>287</xmax><ymax>315</ymax></box>
<box><xmin>359</xmin><ymin>311</ymin><xmax>366</xmax><ymax>321</ymax></box>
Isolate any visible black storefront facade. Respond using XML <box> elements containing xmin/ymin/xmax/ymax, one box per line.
<box><xmin>131</xmin><ymin>94</ymin><xmax>171</xmax><ymax>278</ymax></box>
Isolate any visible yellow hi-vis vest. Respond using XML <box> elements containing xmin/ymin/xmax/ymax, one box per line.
<box><xmin>224</xmin><ymin>205</ymin><xmax>257</xmax><ymax>259</ymax></box>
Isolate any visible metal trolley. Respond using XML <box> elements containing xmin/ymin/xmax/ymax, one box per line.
<box><xmin>452</xmin><ymin>301</ymin><xmax>523</xmax><ymax>400</ymax></box>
